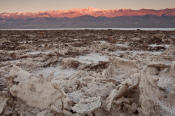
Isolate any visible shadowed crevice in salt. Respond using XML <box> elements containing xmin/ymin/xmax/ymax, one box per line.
<box><xmin>76</xmin><ymin>53</ymin><xmax>109</xmax><ymax>64</ymax></box>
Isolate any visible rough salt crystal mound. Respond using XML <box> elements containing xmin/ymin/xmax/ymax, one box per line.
<box><xmin>116</xmin><ymin>43</ymin><xmax>128</xmax><ymax>48</ymax></box>
<box><xmin>77</xmin><ymin>53</ymin><xmax>109</xmax><ymax>64</ymax></box>
<box><xmin>35</xmin><ymin>65</ymin><xmax>77</xmax><ymax>78</ymax></box>
<box><xmin>72</xmin><ymin>97</ymin><xmax>101</xmax><ymax>114</ymax></box>
<box><xmin>26</xmin><ymin>51</ymin><xmax>51</xmax><ymax>55</ymax></box>
<box><xmin>8</xmin><ymin>56</ymin><xmax>141</xmax><ymax>115</ymax></box>
<box><xmin>9</xmin><ymin>66</ymin><xmax>65</xmax><ymax>112</ymax></box>
<box><xmin>0</xmin><ymin>97</ymin><xmax>7</xmax><ymax>114</ymax></box>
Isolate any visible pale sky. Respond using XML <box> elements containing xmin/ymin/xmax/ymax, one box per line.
<box><xmin>0</xmin><ymin>0</ymin><xmax>175</xmax><ymax>13</ymax></box>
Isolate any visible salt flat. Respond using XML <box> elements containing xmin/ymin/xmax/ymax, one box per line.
<box><xmin>0</xmin><ymin>30</ymin><xmax>175</xmax><ymax>116</ymax></box>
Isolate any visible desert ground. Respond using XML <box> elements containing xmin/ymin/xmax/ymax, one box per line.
<box><xmin>0</xmin><ymin>30</ymin><xmax>175</xmax><ymax>116</ymax></box>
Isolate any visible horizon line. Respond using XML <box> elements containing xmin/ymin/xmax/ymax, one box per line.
<box><xmin>1</xmin><ymin>7</ymin><xmax>175</xmax><ymax>14</ymax></box>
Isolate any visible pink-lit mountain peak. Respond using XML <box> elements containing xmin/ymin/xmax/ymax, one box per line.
<box><xmin>0</xmin><ymin>8</ymin><xmax>175</xmax><ymax>19</ymax></box>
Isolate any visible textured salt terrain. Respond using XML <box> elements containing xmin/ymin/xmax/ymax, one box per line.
<box><xmin>114</xmin><ymin>50</ymin><xmax>163</xmax><ymax>56</ymax></box>
<box><xmin>35</xmin><ymin>65</ymin><xmax>77</xmax><ymax>78</ymax></box>
<box><xmin>116</xmin><ymin>43</ymin><xmax>129</xmax><ymax>48</ymax></box>
<box><xmin>0</xmin><ymin>30</ymin><xmax>175</xmax><ymax>116</ymax></box>
<box><xmin>149</xmin><ymin>44</ymin><xmax>170</xmax><ymax>48</ymax></box>
<box><xmin>77</xmin><ymin>53</ymin><xmax>109</xmax><ymax>64</ymax></box>
<box><xmin>27</xmin><ymin>51</ymin><xmax>51</xmax><ymax>55</ymax></box>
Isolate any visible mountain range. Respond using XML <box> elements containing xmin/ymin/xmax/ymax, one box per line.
<box><xmin>0</xmin><ymin>8</ymin><xmax>175</xmax><ymax>29</ymax></box>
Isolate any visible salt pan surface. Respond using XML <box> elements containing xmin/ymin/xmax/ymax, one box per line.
<box><xmin>77</xmin><ymin>53</ymin><xmax>109</xmax><ymax>64</ymax></box>
<box><xmin>35</xmin><ymin>65</ymin><xmax>77</xmax><ymax>78</ymax></box>
<box><xmin>114</xmin><ymin>50</ymin><xmax>162</xmax><ymax>56</ymax></box>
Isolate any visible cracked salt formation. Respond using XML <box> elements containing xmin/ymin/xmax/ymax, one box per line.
<box><xmin>26</xmin><ymin>51</ymin><xmax>51</xmax><ymax>55</ymax></box>
<box><xmin>77</xmin><ymin>53</ymin><xmax>109</xmax><ymax>64</ymax></box>
<box><xmin>1</xmin><ymin>30</ymin><xmax>175</xmax><ymax>116</ymax></box>
<box><xmin>34</xmin><ymin>65</ymin><xmax>77</xmax><ymax>78</ymax></box>
<box><xmin>114</xmin><ymin>50</ymin><xmax>163</xmax><ymax>56</ymax></box>
<box><xmin>139</xmin><ymin>62</ymin><xmax>175</xmax><ymax>116</ymax></box>
<box><xmin>8</xmin><ymin>57</ymin><xmax>141</xmax><ymax>116</ymax></box>
<box><xmin>9</xmin><ymin>66</ymin><xmax>65</xmax><ymax>112</ymax></box>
